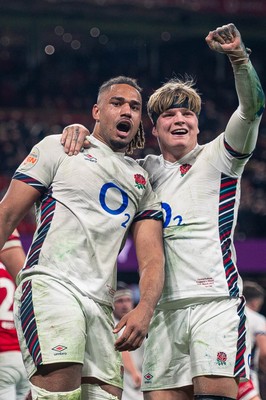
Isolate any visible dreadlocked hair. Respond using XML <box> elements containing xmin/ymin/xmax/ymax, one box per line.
<box><xmin>126</xmin><ymin>121</ymin><xmax>145</xmax><ymax>154</ymax></box>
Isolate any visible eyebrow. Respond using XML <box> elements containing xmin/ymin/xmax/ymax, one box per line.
<box><xmin>110</xmin><ymin>96</ymin><xmax>141</xmax><ymax>106</ymax></box>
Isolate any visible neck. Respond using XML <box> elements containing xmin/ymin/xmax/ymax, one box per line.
<box><xmin>162</xmin><ymin>145</ymin><xmax>197</xmax><ymax>163</ymax></box>
<box><xmin>91</xmin><ymin>132</ymin><xmax>126</xmax><ymax>154</ymax></box>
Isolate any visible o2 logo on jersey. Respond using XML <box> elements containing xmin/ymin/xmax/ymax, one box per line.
<box><xmin>99</xmin><ymin>182</ymin><xmax>130</xmax><ymax>228</ymax></box>
<box><xmin>162</xmin><ymin>202</ymin><xmax>183</xmax><ymax>228</ymax></box>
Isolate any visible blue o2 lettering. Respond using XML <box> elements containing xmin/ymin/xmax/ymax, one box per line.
<box><xmin>122</xmin><ymin>213</ymin><xmax>130</xmax><ymax>228</ymax></box>
<box><xmin>162</xmin><ymin>202</ymin><xmax>183</xmax><ymax>228</ymax></box>
<box><xmin>162</xmin><ymin>202</ymin><xmax>171</xmax><ymax>228</ymax></box>
<box><xmin>99</xmin><ymin>183</ymin><xmax>130</xmax><ymax>228</ymax></box>
<box><xmin>99</xmin><ymin>183</ymin><xmax>128</xmax><ymax>214</ymax></box>
<box><xmin>173</xmin><ymin>215</ymin><xmax>183</xmax><ymax>225</ymax></box>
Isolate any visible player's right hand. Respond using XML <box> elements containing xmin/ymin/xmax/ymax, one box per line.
<box><xmin>61</xmin><ymin>124</ymin><xmax>90</xmax><ymax>156</ymax></box>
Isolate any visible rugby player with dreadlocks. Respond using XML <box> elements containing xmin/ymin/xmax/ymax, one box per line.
<box><xmin>0</xmin><ymin>76</ymin><xmax>165</xmax><ymax>400</ymax></box>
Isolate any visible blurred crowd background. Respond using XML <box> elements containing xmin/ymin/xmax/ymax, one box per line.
<box><xmin>1</xmin><ymin>0</ymin><xmax>266</xmax><ymax>241</ymax></box>
<box><xmin>0</xmin><ymin>1</ymin><xmax>265</xmax><ymax>237</ymax></box>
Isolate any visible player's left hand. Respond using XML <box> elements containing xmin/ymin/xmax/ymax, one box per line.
<box><xmin>61</xmin><ymin>124</ymin><xmax>90</xmax><ymax>155</ymax></box>
<box><xmin>113</xmin><ymin>303</ymin><xmax>151</xmax><ymax>352</ymax></box>
<box><xmin>205</xmin><ymin>23</ymin><xmax>250</xmax><ymax>64</ymax></box>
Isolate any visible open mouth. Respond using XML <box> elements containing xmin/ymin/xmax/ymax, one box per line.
<box><xmin>117</xmin><ymin>121</ymin><xmax>131</xmax><ymax>133</ymax></box>
<box><xmin>171</xmin><ymin>129</ymin><xmax>188</xmax><ymax>135</ymax></box>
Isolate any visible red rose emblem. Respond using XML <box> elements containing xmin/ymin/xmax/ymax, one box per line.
<box><xmin>180</xmin><ymin>163</ymin><xmax>192</xmax><ymax>177</ymax></box>
<box><xmin>134</xmin><ymin>174</ymin><xmax>146</xmax><ymax>189</ymax></box>
<box><xmin>217</xmin><ymin>351</ymin><xmax>227</xmax><ymax>365</ymax></box>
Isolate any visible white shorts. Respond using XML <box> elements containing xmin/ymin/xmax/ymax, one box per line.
<box><xmin>0</xmin><ymin>351</ymin><xmax>30</xmax><ymax>400</ymax></box>
<box><xmin>142</xmin><ymin>297</ymin><xmax>250</xmax><ymax>391</ymax></box>
<box><xmin>13</xmin><ymin>275</ymin><xmax>123</xmax><ymax>388</ymax></box>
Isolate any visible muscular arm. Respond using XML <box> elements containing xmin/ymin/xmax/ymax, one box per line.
<box><xmin>224</xmin><ymin>61</ymin><xmax>265</xmax><ymax>154</ymax></box>
<box><xmin>114</xmin><ymin>218</ymin><xmax>165</xmax><ymax>351</ymax></box>
<box><xmin>205</xmin><ymin>23</ymin><xmax>265</xmax><ymax>155</ymax></box>
<box><xmin>0</xmin><ymin>180</ymin><xmax>40</xmax><ymax>255</ymax></box>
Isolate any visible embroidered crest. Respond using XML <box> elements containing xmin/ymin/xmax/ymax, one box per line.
<box><xmin>134</xmin><ymin>174</ymin><xmax>146</xmax><ymax>189</ymax></box>
<box><xmin>216</xmin><ymin>351</ymin><xmax>227</xmax><ymax>366</ymax></box>
<box><xmin>84</xmin><ymin>154</ymin><xmax>97</xmax><ymax>163</ymax></box>
<box><xmin>180</xmin><ymin>163</ymin><xmax>192</xmax><ymax>177</ymax></box>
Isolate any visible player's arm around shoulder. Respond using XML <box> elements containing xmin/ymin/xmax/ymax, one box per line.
<box><xmin>61</xmin><ymin>124</ymin><xmax>90</xmax><ymax>155</ymax></box>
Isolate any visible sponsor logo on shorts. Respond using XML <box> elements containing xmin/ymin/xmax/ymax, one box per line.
<box><xmin>216</xmin><ymin>351</ymin><xmax>227</xmax><ymax>366</ymax></box>
<box><xmin>52</xmin><ymin>345</ymin><xmax>68</xmax><ymax>356</ymax></box>
<box><xmin>144</xmin><ymin>372</ymin><xmax>153</xmax><ymax>383</ymax></box>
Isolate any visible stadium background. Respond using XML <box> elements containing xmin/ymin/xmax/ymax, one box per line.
<box><xmin>0</xmin><ymin>2</ymin><xmax>266</xmax><ymax>290</ymax></box>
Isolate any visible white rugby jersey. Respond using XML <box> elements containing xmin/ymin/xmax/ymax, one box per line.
<box><xmin>13</xmin><ymin>135</ymin><xmax>162</xmax><ymax>306</ymax></box>
<box><xmin>138</xmin><ymin>62</ymin><xmax>264</xmax><ymax>307</ymax></box>
<box><xmin>139</xmin><ymin>133</ymin><xmax>251</xmax><ymax>306</ymax></box>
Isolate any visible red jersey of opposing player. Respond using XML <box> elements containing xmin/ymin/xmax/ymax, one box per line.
<box><xmin>0</xmin><ymin>230</ymin><xmax>22</xmax><ymax>353</ymax></box>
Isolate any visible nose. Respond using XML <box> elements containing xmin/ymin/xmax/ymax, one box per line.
<box><xmin>121</xmin><ymin>102</ymin><xmax>132</xmax><ymax>115</ymax></box>
<box><xmin>173</xmin><ymin>112</ymin><xmax>185</xmax><ymax>124</ymax></box>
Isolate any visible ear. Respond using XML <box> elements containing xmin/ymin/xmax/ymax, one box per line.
<box><xmin>92</xmin><ymin>104</ymin><xmax>100</xmax><ymax>121</ymax></box>
<box><xmin>152</xmin><ymin>125</ymin><xmax>159</xmax><ymax>138</ymax></box>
